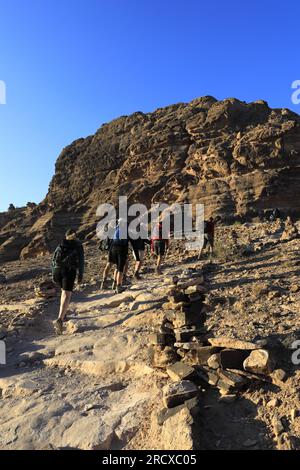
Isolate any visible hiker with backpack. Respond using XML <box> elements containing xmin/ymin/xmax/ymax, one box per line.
<box><xmin>106</xmin><ymin>219</ymin><xmax>132</xmax><ymax>294</ymax></box>
<box><xmin>127</xmin><ymin>223</ymin><xmax>150</xmax><ymax>280</ymax></box>
<box><xmin>52</xmin><ymin>229</ymin><xmax>84</xmax><ymax>335</ymax></box>
<box><xmin>150</xmin><ymin>220</ymin><xmax>169</xmax><ymax>274</ymax></box>
<box><xmin>198</xmin><ymin>216</ymin><xmax>215</xmax><ymax>261</ymax></box>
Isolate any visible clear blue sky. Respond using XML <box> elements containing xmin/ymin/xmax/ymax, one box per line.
<box><xmin>0</xmin><ymin>0</ymin><xmax>299</xmax><ymax>212</ymax></box>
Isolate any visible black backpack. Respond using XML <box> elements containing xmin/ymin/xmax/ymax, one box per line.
<box><xmin>52</xmin><ymin>243</ymin><xmax>79</xmax><ymax>270</ymax></box>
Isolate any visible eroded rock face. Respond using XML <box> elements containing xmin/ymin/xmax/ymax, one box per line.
<box><xmin>1</xmin><ymin>96</ymin><xmax>300</xmax><ymax>261</ymax></box>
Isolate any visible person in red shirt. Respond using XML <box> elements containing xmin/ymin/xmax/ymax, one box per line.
<box><xmin>151</xmin><ymin>221</ymin><xmax>169</xmax><ymax>274</ymax></box>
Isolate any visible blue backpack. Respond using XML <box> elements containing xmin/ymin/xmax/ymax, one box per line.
<box><xmin>113</xmin><ymin>225</ymin><xmax>128</xmax><ymax>246</ymax></box>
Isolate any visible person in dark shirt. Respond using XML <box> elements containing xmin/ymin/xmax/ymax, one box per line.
<box><xmin>198</xmin><ymin>217</ymin><xmax>215</xmax><ymax>261</ymax></box>
<box><xmin>52</xmin><ymin>229</ymin><xmax>84</xmax><ymax>334</ymax></box>
<box><xmin>130</xmin><ymin>236</ymin><xmax>150</xmax><ymax>279</ymax></box>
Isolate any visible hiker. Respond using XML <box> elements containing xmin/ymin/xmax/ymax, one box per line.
<box><xmin>270</xmin><ymin>208</ymin><xmax>280</xmax><ymax>222</ymax></box>
<box><xmin>151</xmin><ymin>221</ymin><xmax>169</xmax><ymax>274</ymax></box>
<box><xmin>129</xmin><ymin>234</ymin><xmax>150</xmax><ymax>280</ymax></box>
<box><xmin>100</xmin><ymin>236</ymin><xmax>114</xmax><ymax>290</ymax></box>
<box><xmin>198</xmin><ymin>216</ymin><xmax>215</xmax><ymax>261</ymax></box>
<box><xmin>109</xmin><ymin>219</ymin><xmax>132</xmax><ymax>293</ymax></box>
<box><xmin>52</xmin><ymin>229</ymin><xmax>84</xmax><ymax>335</ymax></box>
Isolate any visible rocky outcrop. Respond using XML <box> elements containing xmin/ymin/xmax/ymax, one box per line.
<box><xmin>1</xmin><ymin>96</ymin><xmax>300</xmax><ymax>261</ymax></box>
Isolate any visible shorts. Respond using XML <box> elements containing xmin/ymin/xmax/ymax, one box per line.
<box><xmin>109</xmin><ymin>245</ymin><xmax>128</xmax><ymax>273</ymax></box>
<box><xmin>53</xmin><ymin>267</ymin><xmax>77</xmax><ymax>292</ymax></box>
<box><xmin>132</xmin><ymin>249</ymin><xmax>144</xmax><ymax>262</ymax></box>
<box><xmin>153</xmin><ymin>240</ymin><xmax>167</xmax><ymax>256</ymax></box>
<box><xmin>203</xmin><ymin>234</ymin><xmax>214</xmax><ymax>249</ymax></box>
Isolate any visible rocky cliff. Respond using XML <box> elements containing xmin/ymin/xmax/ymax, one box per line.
<box><xmin>1</xmin><ymin>96</ymin><xmax>300</xmax><ymax>261</ymax></box>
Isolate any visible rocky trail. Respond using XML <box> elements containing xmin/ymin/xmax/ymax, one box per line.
<box><xmin>1</xmin><ymin>220</ymin><xmax>300</xmax><ymax>450</ymax></box>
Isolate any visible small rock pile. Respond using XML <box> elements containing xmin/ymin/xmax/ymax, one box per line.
<box><xmin>280</xmin><ymin>216</ymin><xmax>299</xmax><ymax>242</ymax></box>
<box><xmin>147</xmin><ymin>269</ymin><xmax>208</xmax><ymax>447</ymax></box>
<box><xmin>149</xmin><ymin>267</ymin><xmax>286</xmax><ymax>449</ymax></box>
<box><xmin>34</xmin><ymin>280</ymin><xmax>58</xmax><ymax>299</ymax></box>
<box><xmin>149</xmin><ymin>269</ymin><xmax>208</xmax><ymax>369</ymax></box>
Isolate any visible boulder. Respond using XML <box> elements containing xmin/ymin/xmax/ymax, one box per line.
<box><xmin>160</xmin><ymin>407</ymin><xmax>194</xmax><ymax>450</ymax></box>
<box><xmin>243</xmin><ymin>349</ymin><xmax>273</xmax><ymax>375</ymax></box>
<box><xmin>207</xmin><ymin>353</ymin><xmax>221</xmax><ymax>369</ymax></box>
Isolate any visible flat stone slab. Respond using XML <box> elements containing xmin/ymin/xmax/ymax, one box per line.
<box><xmin>208</xmin><ymin>337</ymin><xmax>259</xmax><ymax>350</ymax></box>
<box><xmin>162</xmin><ymin>380</ymin><xmax>199</xmax><ymax>408</ymax></box>
<box><xmin>166</xmin><ymin>362</ymin><xmax>195</xmax><ymax>381</ymax></box>
<box><xmin>217</xmin><ymin>369</ymin><xmax>249</xmax><ymax>391</ymax></box>
<box><xmin>61</xmin><ymin>416</ymin><xmax>115</xmax><ymax>450</ymax></box>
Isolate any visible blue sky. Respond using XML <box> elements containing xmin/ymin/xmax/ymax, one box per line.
<box><xmin>0</xmin><ymin>0</ymin><xmax>299</xmax><ymax>212</ymax></box>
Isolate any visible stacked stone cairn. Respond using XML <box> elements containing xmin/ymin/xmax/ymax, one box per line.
<box><xmin>149</xmin><ymin>268</ymin><xmax>277</xmax><ymax>430</ymax></box>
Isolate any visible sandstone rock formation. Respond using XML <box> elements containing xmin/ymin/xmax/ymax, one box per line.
<box><xmin>1</xmin><ymin>96</ymin><xmax>300</xmax><ymax>261</ymax></box>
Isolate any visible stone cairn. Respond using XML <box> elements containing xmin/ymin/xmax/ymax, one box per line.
<box><xmin>149</xmin><ymin>267</ymin><xmax>279</xmax><ymax>431</ymax></box>
<box><xmin>34</xmin><ymin>280</ymin><xmax>58</xmax><ymax>299</ymax></box>
<box><xmin>280</xmin><ymin>216</ymin><xmax>299</xmax><ymax>242</ymax></box>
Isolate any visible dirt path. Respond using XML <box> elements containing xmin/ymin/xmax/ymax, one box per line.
<box><xmin>1</xmin><ymin>221</ymin><xmax>300</xmax><ymax>449</ymax></box>
<box><xmin>0</xmin><ymin>259</ymin><xmax>184</xmax><ymax>450</ymax></box>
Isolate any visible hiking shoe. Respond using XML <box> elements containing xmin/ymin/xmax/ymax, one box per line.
<box><xmin>54</xmin><ymin>318</ymin><xmax>63</xmax><ymax>335</ymax></box>
<box><xmin>122</xmin><ymin>276</ymin><xmax>131</xmax><ymax>286</ymax></box>
<box><xmin>134</xmin><ymin>272</ymin><xmax>141</xmax><ymax>280</ymax></box>
<box><xmin>115</xmin><ymin>285</ymin><xmax>125</xmax><ymax>294</ymax></box>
